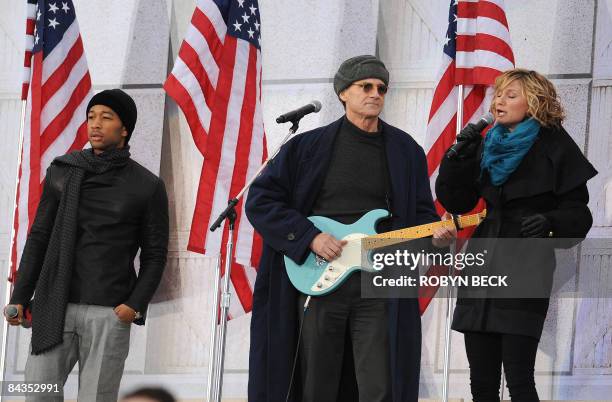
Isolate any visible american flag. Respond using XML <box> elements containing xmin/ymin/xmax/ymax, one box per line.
<box><xmin>419</xmin><ymin>0</ymin><xmax>514</xmax><ymax>313</ymax></box>
<box><xmin>164</xmin><ymin>0</ymin><xmax>266</xmax><ymax>319</ymax></box>
<box><xmin>11</xmin><ymin>0</ymin><xmax>92</xmax><ymax>280</ymax></box>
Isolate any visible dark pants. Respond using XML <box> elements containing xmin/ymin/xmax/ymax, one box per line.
<box><xmin>297</xmin><ymin>274</ymin><xmax>392</xmax><ymax>402</ymax></box>
<box><xmin>464</xmin><ymin>332</ymin><xmax>540</xmax><ymax>402</ymax></box>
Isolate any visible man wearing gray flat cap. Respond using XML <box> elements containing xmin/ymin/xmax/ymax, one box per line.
<box><xmin>246</xmin><ymin>55</ymin><xmax>453</xmax><ymax>402</ymax></box>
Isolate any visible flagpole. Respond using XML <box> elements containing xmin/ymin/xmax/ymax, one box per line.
<box><xmin>0</xmin><ymin>99</ymin><xmax>28</xmax><ymax>402</ymax></box>
<box><xmin>441</xmin><ymin>84</ymin><xmax>464</xmax><ymax>402</ymax></box>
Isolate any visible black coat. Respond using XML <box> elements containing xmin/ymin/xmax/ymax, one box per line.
<box><xmin>11</xmin><ymin>158</ymin><xmax>169</xmax><ymax>323</ymax></box>
<box><xmin>435</xmin><ymin>125</ymin><xmax>597</xmax><ymax>339</ymax></box>
<box><xmin>245</xmin><ymin>117</ymin><xmax>440</xmax><ymax>402</ymax></box>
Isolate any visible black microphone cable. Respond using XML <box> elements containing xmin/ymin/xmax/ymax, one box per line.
<box><xmin>285</xmin><ymin>295</ymin><xmax>312</xmax><ymax>402</ymax></box>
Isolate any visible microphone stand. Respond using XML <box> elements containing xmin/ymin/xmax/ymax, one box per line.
<box><xmin>206</xmin><ymin>119</ymin><xmax>301</xmax><ymax>402</ymax></box>
<box><xmin>441</xmin><ymin>84</ymin><xmax>464</xmax><ymax>402</ymax></box>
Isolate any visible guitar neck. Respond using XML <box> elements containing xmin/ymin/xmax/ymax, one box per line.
<box><xmin>362</xmin><ymin>212</ymin><xmax>485</xmax><ymax>250</ymax></box>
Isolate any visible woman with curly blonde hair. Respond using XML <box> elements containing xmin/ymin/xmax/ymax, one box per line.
<box><xmin>491</xmin><ymin>68</ymin><xmax>565</xmax><ymax>128</ymax></box>
<box><xmin>435</xmin><ymin>69</ymin><xmax>597</xmax><ymax>401</ymax></box>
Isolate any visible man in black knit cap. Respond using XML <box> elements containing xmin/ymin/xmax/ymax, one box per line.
<box><xmin>5</xmin><ymin>89</ymin><xmax>169</xmax><ymax>402</ymax></box>
<box><xmin>246</xmin><ymin>55</ymin><xmax>455</xmax><ymax>402</ymax></box>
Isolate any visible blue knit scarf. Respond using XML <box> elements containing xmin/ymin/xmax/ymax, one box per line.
<box><xmin>480</xmin><ymin>118</ymin><xmax>541</xmax><ymax>186</ymax></box>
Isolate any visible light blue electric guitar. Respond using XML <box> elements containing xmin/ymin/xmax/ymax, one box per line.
<box><xmin>284</xmin><ymin>209</ymin><xmax>486</xmax><ymax>296</ymax></box>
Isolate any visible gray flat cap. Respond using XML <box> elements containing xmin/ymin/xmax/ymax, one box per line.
<box><xmin>333</xmin><ymin>55</ymin><xmax>389</xmax><ymax>95</ymax></box>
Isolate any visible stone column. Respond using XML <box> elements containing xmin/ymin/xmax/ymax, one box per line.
<box><xmin>575</xmin><ymin>0</ymin><xmax>612</xmax><ymax>387</ymax></box>
<box><xmin>0</xmin><ymin>0</ymin><xmax>170</xmax><ymax>398</ymax></box>
<box><xmin>0</xmin><ymin>1</ymin><xmax>26</xmax><ymax>375</ymax></box>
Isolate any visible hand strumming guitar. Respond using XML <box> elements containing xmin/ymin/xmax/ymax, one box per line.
<box><xmin>309</xmin><ymin>233</ymin><xmax>348</xmax><ymax>262</ymax></box>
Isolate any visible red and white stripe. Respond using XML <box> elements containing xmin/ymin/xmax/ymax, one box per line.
<box><xmin>22</xmin><ymin>0</ymin><xmax>37</xmax><ymax>100</ymax></box>
<box><xmin>164</xmin><ymin>0</ymin><xmax>266</xmax><ymax>318</ymax></box>
<box><xmin>419</xmin><ymin>0</ymin><xmax>514</xmax><ymax>313</ymax></box>
<box><xmin>12</xmin><ymin>1</ymin><xmax>91</xmax><ymax>281</ymax></box>
<box><xmin>164</xmin><ymin>0</ymin><xmax>226</xmax><ymax>155</ymax></box>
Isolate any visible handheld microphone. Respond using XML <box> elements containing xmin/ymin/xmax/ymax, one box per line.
<box><xmin>276</xmin><ymin>101</ymin><xmax>322</xmax><ymax>124</ymax></box>
<box><xmin>446</xmin><ymin>112</ymin><xmax>494</xmax><ymax>159</ymax></box>
<box><xmin>4</xmin><ymin>304</ymin><xmax>31</xmax><ymax>328</ymax></box>
<box><xmin>5</xmin><ymin>305</ymin><xmax>18</xmax><ymax>319</ymax></box>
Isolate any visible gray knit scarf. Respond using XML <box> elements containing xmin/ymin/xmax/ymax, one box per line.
<box><xmin>31</xmin><ymin>146</ymin><xmax>131</xmax><ymax>355</ymax></box>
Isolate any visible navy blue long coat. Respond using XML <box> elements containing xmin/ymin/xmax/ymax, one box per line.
<box><xmin>245</xmin><ymin>117</ymin><xmax>439</xmax><ymax>402</ymax></box>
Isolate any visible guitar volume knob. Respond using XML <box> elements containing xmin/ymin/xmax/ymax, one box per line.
<box><xmin>316</xmin><ymin>282</ymin><xmax>323</xmax><ymax>288</ymax></box>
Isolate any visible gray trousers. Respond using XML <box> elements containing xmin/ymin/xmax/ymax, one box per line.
<box><xmin>25</xmin><ymin>303</ymin><xmax>131</xmax><ymax>402</ymax></box>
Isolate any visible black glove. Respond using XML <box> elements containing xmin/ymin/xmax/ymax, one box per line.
<box><xmin>445</xmin><ymin>123</ymin><xmax>483</xmax><ymax>160</ymax></box>
<box><xmin>456</xmin><ymin>123</ymin><xmax>483</xmax><ymax>143</ymax></box>
<box><xmin>521</xmin><ymin>214</ymin><xmax>552</xmax><ymax>237</ymax></box>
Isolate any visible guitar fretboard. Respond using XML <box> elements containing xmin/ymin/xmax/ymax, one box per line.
<box><xmin>362</xmin><ymin>211</ymin><xmax>486</xmax><ymax>250</ymax></box>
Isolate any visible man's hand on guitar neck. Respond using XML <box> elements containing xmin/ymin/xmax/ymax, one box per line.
<box><xmin>432</xmin><ymin>213</ymin><xmax>458</xmax><ymax>248</ymax></box>
<box><xmin>310</xmin><ymin>233</ymin><xmax>348</xmax><ymax>262</ymax></box>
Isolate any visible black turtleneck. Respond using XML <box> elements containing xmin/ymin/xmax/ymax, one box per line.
<box><xmin>310</xmin><ymin>116</ymin><xmax>390</xmax><ymax>224</ymax></box>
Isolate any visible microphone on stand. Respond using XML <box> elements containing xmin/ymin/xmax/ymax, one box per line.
<box><xmin>446</xmin><ymin>112</ymin><xmax>494</xmax><ymax>159</ymax></box>
<box><xmin>276</xmin><ymin>101</ymin><xmax>322</xmax><ymax>124</ymax></box>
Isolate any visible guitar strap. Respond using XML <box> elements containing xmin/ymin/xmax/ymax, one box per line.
<box><xmin>381</xmin><ymin>134</ymin><xmax>392</xmax><ymax>216</ymax></box>
<box><xmin>374</xmin><ymin>132</ymin><xmax>395</xmax><ymax>238</ymax></box>
<box><xmin>452</xmin><ymin>214</ymin><xmax>462</xmax><ymax>231</ymax></box>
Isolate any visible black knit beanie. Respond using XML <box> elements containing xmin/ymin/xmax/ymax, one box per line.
<box><xmin>86</xmin><ymin>89</ymin><xmax>137</xmax><ymax>143</ymax></box>
<box><xmin>333</xmin><ymin>55</ymin><xmax>389</xmax><ymax>95</ymax></box>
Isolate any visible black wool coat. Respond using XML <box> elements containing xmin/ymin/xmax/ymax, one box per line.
<box><xmin>245</xmin><ymin>117</ymin><xmax>440</xmax><ymax>402</ymax></box>
<box><xmin>435</xmin><ymin>125</ymin><xmax>597</xmax><ymax>339</ymax></box>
